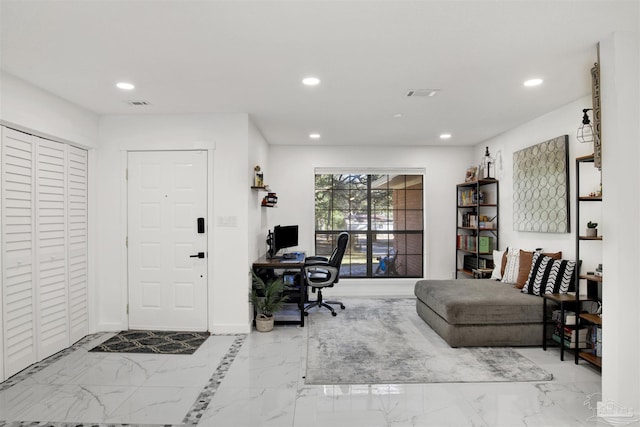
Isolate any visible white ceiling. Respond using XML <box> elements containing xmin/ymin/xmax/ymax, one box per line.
<box><xmin>1</xmin><ymin>1</ymin><xmax>637</xmax><ymax>146</ymax></box>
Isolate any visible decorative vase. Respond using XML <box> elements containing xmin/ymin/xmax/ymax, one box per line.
<box><xmin>586</xmin><ymin>228</ymin><xmax>598</xmax><ymax>237</ymax></box>
<box><xmin>255</xmin><ymin>314</ymin><xmax>274</xmax><ymax>332</ymax></box>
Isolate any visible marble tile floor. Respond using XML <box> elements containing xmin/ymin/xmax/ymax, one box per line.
<box><xmin>0</xmin><ymin>324</ymin><xmax>605</xmax><ymax>427</ymax></box>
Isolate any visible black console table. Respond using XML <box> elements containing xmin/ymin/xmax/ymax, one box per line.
<box><xmin>252</xmin><ymin>253</ymin><xmax>307</xmax><ymax>327</ymax></box>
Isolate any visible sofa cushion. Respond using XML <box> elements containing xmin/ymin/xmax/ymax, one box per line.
<box><xmin>414</xmin><ymin>279</ymin><xmax>544</xmax><ymax>325</ymax></box>
<box><xmin>522</xmin><ymin>253</ymin><xmax>577</xmax><ymax>296</ymax></box>
<box><xmin>515</xmin><ymin>250</ymin><xmax>562</xmax><ymax>289</ymax></box>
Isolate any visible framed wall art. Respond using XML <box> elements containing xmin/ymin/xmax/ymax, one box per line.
<box><xmin>513</xmin><ymin>135</ymin><xmax>570</xmax><ymax>233</ymax></box>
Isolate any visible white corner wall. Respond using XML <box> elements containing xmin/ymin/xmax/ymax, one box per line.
<box><xmin>267</xmin><ymin>144</ymin><xmax>474</xmax><ymax>295</ymax></box>
<box><xmin>248</xmin><ymin>120</ymin><xmax>271</xmax><ymax>261</ymax></box>
<box><xmin>97</xmin><ymin>114</ymin><xmax>252</xmax><ymax>334</ymax></box>
<box><xmin>474</xmin><ymin>96</ymin><xmax>597</xmax><ymax>260</ymax></box>
<box><xmin>0</xmin><ymin>71</ymin><xmax>99</xmax><ymax>148</ymax></box>
<box><xmin>599</xmin><ymin>31</ymin><xmax>640</xmax><ymax>418</ymax></box>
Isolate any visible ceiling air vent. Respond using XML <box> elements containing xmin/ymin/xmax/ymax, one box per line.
<box><xmin>127</xmin><ymin>100</ymin><xmax>151</xmax><ymax>106</ymax></box>
<box><xmin>405</xmin><ymin>89</ymin><xmax>440</xmax><ymax>97</ymax></box>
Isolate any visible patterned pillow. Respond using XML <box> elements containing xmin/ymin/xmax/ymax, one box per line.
<box><xmin>522</xmin><ymin>252</ymin><xmax>576</xmax><ymax>296</ymax></box>
<box><xmin>515</xmin><ymin>250</ymin><xmax>562</xmax><ymax>289</ymax></box>
<box><xmin>490</xmin><ymin>249</ymin><xmax>506</xmax><ymax>280</ymax></box>
<box><xmin>501</xmin><ymin>247</ymin><xmax>520</xmax><ymax>284</ymax></box>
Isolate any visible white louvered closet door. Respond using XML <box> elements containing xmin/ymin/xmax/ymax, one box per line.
<box><xmin>1</xmin><ymin>128</ymin><xmax>37</xmax><ymax>379</ymax></box>
<box><xmin>34</xmin><ymin>137</ymin><xmax>69</xmax><ymax>360</ymax></box>
<box><xmin>67</xmin><ymin>146</ymin><xmax>88</xmax><ymax>343</ymax></box>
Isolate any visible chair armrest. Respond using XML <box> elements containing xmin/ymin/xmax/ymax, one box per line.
<box><xmin>305</xmin><ymin>256</ymin><xmax>329</xmax><ymax>262</ymax></box>
<box><xmin>304</xmin><ymin>265</ymin><xmax>338</xmax><ymax>287</ymax></box>
<box><xmin>305</xmin><ymin>258</ymin><xmax>330</xmax><ymax>267</ymax></box>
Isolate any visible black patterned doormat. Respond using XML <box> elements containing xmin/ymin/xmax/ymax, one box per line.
<box><xmin>89</xmin><ymin>330</ymin><xmax>210</xmax><ymax>355</ymax></box>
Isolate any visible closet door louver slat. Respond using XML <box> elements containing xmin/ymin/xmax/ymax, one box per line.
<box><xmin>1</xmin><ymin>128</ymin><xmax>37</xmax><ymax>379</ymax></box>
<box><xmin>67</xmin><ymin>145</ymin><xmax>88</xmax><ymax>342</ymax></box>
<box><xmin>34</xmin><ymin>137</ymin><xmax>69</xmax><ymax>359</ymax></box>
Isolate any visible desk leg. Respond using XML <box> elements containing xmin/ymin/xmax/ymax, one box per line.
<box><xmin>299</xmin><ymin>266</ymin><xmax>306</xmax><ymax>327</ymax></box>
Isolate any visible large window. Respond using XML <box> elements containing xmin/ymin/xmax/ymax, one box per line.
<box><xmin>314</xmin><ymin>173</ymin><xmax>424</xmax><ymax>278</ymax></box>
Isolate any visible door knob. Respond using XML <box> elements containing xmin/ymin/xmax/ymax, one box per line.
<box><xmin>190</xmin><ymin>252</ymin><xmax>205</xmax><ymax>259</ymax></box>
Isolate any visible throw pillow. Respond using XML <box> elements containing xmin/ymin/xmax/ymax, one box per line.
<box><xmin>501</xmin><ymin>247</ymin><xmax>520</xmax><ymax>284</ymax></box>
<box><xmin>490</xmin><ymin>249</ymin><xmax>506</xmax><ymax>280</ymax></box>
<box><xmin>500</xmin><ymin>246</ymin><xmax>509</xmax><ymax>277</ymax></box>
<box><xmin>522</xmin><ymin>252</ymin><xmax>577</xmax><ymax>296</ymax></box>
<box><xmin>515</xmin><ymin>250</ymin><xmax>562</xmax><ymax>289</ymax></box>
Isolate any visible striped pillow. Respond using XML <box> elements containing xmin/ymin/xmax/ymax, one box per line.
<box><xmin>501</xmin><ymin>247</ymin><xmax>520</xmax><ymax>284</ymax></box>
<box><xmin>522</xmin><ymin>252</ymin><xmax>576</xmax><ymax>296</ymax></box>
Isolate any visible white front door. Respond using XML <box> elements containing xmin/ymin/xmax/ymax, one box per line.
<box><xmin>128</xmin><ymin>150</ymin><xmax>208</xmax><ymax>331</ymax></box>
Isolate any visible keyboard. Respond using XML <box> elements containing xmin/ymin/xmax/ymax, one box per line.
<box><xmin>282</xmin><ymin>252</ymin><xmax>299</xmax><ymax>260</ymax></box>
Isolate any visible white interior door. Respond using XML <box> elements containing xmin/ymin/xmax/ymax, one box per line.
<box><xmin>67</xmin><ymin>145</ymin><xmax>88</xmax><ymax>343</ymax></box>
<box><xmin>34</xmin><ymin>137</ymin><xmax>69</xmax><ymax>360</ymax></box>
<box><xmin>1</xmin><ymin>127</ymin><xmax>37</xmax><ymax>378</ymax></box>
<box><xmin>128</xmin><ymin>150</ymin><xmax>208</xmax><ymax>331</ymax></box>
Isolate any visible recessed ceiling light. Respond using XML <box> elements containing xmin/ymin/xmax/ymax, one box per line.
<box><xmin>440</xmin><ymin>133</ymin><xmax>452</xmax><ymax>139</ymax></box>
<box><xmin>393</xmin><ymin>113</ymin><xmax>403</xmax><ymax>118</ymax></box>
<box><xmin>302</xmin><ymin>77</ymin><xmax>320</xmax><ymax>86</ymax></box>
<box><xmin>523</xmin><ymin>78</ymin><xmax>543</xmax><ymax>87</ymax></box>
<box><xmin>309</xmin><ymin>133</ymin><xmax>321</xmax><ymax>139</ymax></box>
<box><xmin>116</xmin><ymin>82</ymin><xmax>135</xmax><ymax>90</ymax></box>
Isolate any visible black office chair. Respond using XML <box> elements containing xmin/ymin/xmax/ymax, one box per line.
<box><xmin>303</xmin><ymin>232</ymin><xmax>349</xmax><ymax>317</ymax></box>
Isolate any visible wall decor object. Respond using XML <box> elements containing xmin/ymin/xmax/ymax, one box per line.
<box><xmin>591</xmin><ymin>61</ymin><xmax>601</xmax><ymax>170</ymax></box>
<box><xmin>513</xmin><ymin>135</ymin><xmax>570</xmax><ymax>233</ymax></box>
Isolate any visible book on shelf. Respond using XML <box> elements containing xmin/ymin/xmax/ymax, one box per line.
<box><xmin>555</xmin><ymin>324</ymin><xmax>588</xmax><ymax>342</ymax></box>
<box><xmin>463</xmin><ymin>255</ymin><xmax>493</xmax><ymax>271</ymax></box>
<box><xmin>551</xmin><ymin>334</ymin><xmax>590</xmax><ymax>349</ymax></box>
<box><xmin>458</xmin><ymin>189</ymin><xmax>482</xmax><ymax>206</ymax></box>
<box><xmin>589</xmin><ymin>325</ymin><xmax>603</xmax><ymax>357</ymax></box>
<box><xmin>552</xmin><ymin>310</ymin><xmax>578</xmax><ymax>325</ymax></box>
<box><xmin>478</xmin><ymin>236</ymin><xmax>493</xmax><ymax>253</ymax></box>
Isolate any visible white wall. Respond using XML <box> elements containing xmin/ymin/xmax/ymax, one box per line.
<box><xmin>0</xmin><ymin>71</ymin><xmax>99</xmax><ymax>148</ymax></box>
<box><xmin>267</xmin><ymin>144</ymin><xmax>474</xmax><ymax>295</ymax></box>
<box><xmin>97</xmin><ymin>114</ymin><xmax>252</xmax><ymax>334</ymax></box>
<box><xmin>599</xmin><ymin>31</ymin><xmax>640</xmax><ymax>418</ymax></box>
<box><xmin>476</xmin><ymin>32</ymin><xmax>640</xmax><ymax>419</ymax></box>
<box><xmin>0</xmin><ymin>72</ymin><xmax>99</xmax><ymax>381</ymax></box>
<box><xmin>474</xmin><ymin>96</ymin><xmax>598</xmax><ymax>265</ymax></box>
<box><xmin>248</xmin><ymin>120</ymin><xmax>271</xmax><ymax>260</ymax></box>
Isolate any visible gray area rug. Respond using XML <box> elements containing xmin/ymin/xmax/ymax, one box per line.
<box><xmin>305</xmin><ymin>298</ymin><xmax>553</xmax><ymax>384</ymax></box>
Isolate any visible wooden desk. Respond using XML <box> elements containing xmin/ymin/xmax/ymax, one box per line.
<box><xmin>252</xmin><ymin>253</ymin><xmax>307</xmax><ymax>327</ymax></box>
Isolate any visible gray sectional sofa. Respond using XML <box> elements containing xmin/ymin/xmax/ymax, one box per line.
<box><xmin>414</xmin><ymin>279</ymin><xmax>549</xmax><ymax>347</ymax></box>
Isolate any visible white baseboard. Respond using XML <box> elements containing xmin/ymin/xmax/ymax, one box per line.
<box><xmin>211</xmin><ymin>324</ymin><xmax>251</xmax><ymax>335</ymax></box>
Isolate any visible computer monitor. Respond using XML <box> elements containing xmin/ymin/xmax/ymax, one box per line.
<box><xmin>267</xmin><ymin>225</ymin><xmax>298</xmax><ymax>258</ymax></box>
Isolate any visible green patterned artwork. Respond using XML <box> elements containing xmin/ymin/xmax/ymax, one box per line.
<box><xmin>513</xmin><ymin>135</ymin><xmax>570</xmax><ymax>233</ymax></box>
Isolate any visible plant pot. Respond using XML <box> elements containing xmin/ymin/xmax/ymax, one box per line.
<box><xmin>586</xmin><ymin>228</ymin><xmax>598</xmax><ymax>237</ymax></box>
<box><xmin>255</xmin><ymin>313</ymin><xmax>274</xmax><ymax>332</ymax></box>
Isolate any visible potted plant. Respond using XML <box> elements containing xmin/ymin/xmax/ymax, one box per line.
<box><xmin>586</xmin><ymin>221</ymin><xmax>598</xmax><ymax>237</ymax></box>
<box><xmin>250</xmin><ymin>270</ymin><xmax>289</xmax><ymax>332</ymax></box>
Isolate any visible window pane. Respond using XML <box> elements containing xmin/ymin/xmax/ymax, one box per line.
<box><xmin>346</xmin><ymin>210</ymin><xmax>367</xmax><ymax>231</ymax></box>
<box><xmin>315</xmin><ymin>175</ymin><xmax>333</xmax><ymax>190</ymax></box>
<box><xmin>315</xmin><ymin>209</ymin><xmax>331</xmax><ymax>230</ymax></box>
<box><xmin>405</xmin><ymin>189</ymin><xmax>423</xmax><ymax>209</ymax></box>
<box><xmin>406</xmin><ymin>210</ymin><xmax>423</xmax><ymax>230</ymax></box>
<box><xmin>343</xmin><ymin>234</ymin><xmax>367</xmax><ymax>277</ymax></box>
<box><xmin>371</xmin><ymin>189</ymin><xmax>391</xmax><ymax>210</ymax></box>
<box><xmin>314</xmin><ymin>233</ymin><xmax>335</xmax><ymax>257</ymax></box>
<box><xmin>405</xmin><ymin>233</ymin><xmax>423</xmax><ymax>255</ymax></box>
<box><xmin>315</xmin><ymin>173</ymin><xmax>424</xmax><ymax>279</ymax></box>
<box><xmin>372</xmin><ymin>210</ymin><xmax>391</xmax><ymax>231</ymax></box>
